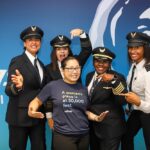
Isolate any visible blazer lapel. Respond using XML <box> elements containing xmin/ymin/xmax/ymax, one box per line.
<box><xmin>22</xmin><ymin>53</ymin><xmax>41</xmax><ymax>85</ymax></box>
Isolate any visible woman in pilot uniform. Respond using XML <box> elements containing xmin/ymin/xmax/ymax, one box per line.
<box><xmin>121</xmin><ymin>32</ymin><xmax>150</xmax><ymax>150</ymax></box>
<box><xmin>86</xmin><ymin>47</ymin><xmax>127</xmax><ymax>150</ymax></box>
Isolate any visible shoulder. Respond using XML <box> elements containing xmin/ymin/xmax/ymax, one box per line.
<box><xmin>145</xmin><ymin>64</ymin><xmax>150</xmax><ymax>72</ymax></box>
<box><xmin>45</xmin><ymin>63</ymin><xmax>53</xmax><ymax>69</ymax></box>
<box><xmin>86</xmin><ymin>71</ymin><xmax>94</xmax><ymax>81</ymax></box>
<box><xmin>86</xmin><ymin>71</ymin><xmax>94</xmax><ymax>78</ymax></box>
<box><xmin>9</xmin><ymin>54</ymin><xmax>25</xmax><ymax>66</ymax></box>
<box><xmin>11</xmin><ymin>54</ymin><xmax>24</xmax><ymax>62</ymax></box>
<box><xmin>43</xmin><ymin>80</ymin><xmax>60</xmax><ymax>91</ymax></box>
<box><xmin>110</xmin><ymin>70</ymin><xmax>125</xmax><ymax>78</ymax></box>
<box><xmin>49</xmin><ymin>79</ymin><xmax>61</xmax><ymax>85</ymax></box>
<box><xmin>45</xmin><ymin>63</ymin><xmax>54</xmax><ymax>75</ymax></box>
<box><xmin>45</xmin><ymin>63</ymin><xmax>59</xmax><ymax>72</ymax></box>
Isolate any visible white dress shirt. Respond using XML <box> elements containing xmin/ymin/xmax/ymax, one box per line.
<box><xmin>127</xmin><ymin>59</ymin><xmax>150</xmax><ymax>113</ymax></box>
<box><xmin>25</xmin><ymin>50</ymin><xmax>43</xmax><ymax>82</ymax></box>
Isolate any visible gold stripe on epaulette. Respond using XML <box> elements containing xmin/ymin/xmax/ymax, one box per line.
<box><xmin>112</xmin><ymin>82</ymin><xmax>125</xmax><ymax>95</ymax></box>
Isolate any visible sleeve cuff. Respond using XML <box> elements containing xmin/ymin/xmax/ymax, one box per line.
<box><xmin>10</xmin><ymin>84</ymin><xmax>18</xmax><ymax>95</ymax></box>
<box><xmin>46</xmin><ymin>112</ymin><xmax>53</xmax><ymax>119</ymax></box>
<box><xmin>80</xmin><ymin>32</ymin><xmax>86</xmax><ymax>38</ymax></box>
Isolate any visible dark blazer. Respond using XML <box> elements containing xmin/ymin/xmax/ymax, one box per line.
<box><xmin>5</xmin><ymin>53</ymin><xmax>47</xmax><ymax>127</ymax></box>
<box><xmin>45</xmin><ymin>34</ymin><xmax>92</xmax><ymax>82</ymax></box>
<box><xmin>86</xmin><ymin>70</ymin><xmax>127</xmax><ymax>139</ymax></box>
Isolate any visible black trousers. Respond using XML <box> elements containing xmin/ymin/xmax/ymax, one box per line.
<box><xmin>8</xmin><ymin>122</ymin><xmax>46</xmax><ymax>150</ymax></box>
<box><xmin>90</xmin><ymin>130</ymin><xmax>121</xmax><ymax>150</ymax></box>
<box><xmin>53</xmin><ymin>131</ymin><xmax>89</xmax><ymax>150</ymax></box>
<box><xmin>121</xmin><ymin>110</ymin><xmax>150</xmax><ymax>150</ymax></box>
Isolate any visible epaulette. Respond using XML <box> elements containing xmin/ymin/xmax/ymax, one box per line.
<box><xmin>145</xmin><ymin>64</ymin><xmax>150</xmax><ymax>72</ymax></box>
<box><xmin>112</xmin><ymin>82</ymin><xmax>125</xmax><ymax>95</ymax></box>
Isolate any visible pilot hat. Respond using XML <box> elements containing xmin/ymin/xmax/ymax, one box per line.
<box><xmin>126</xmin><ymin>32</ymin><xmax>150</xmax><ymax>47</ymax></box>
<box><xmin>92</xmin><ymin>47</ymin><xmax>116</xmax><ymax>61</ymax></box>
<box><xmin>50</xmin><ymin>35</ymin><xmax>71</xmax><ymax>47</ymax></box>
<box><xmin>20</xmin><ymin>26</ymin><xmax>44</xmax><ymax>41</ymax></box>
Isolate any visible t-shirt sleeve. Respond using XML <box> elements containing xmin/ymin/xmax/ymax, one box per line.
<box><xmin>37</xmin><ymin>83</ymin><xmax>52</xmax><ymax>102</ymax></box>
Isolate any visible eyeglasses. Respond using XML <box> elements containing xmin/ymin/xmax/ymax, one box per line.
<box><xmin>64</xmin><ymin>66</ymin><xmax>81</xmax><ymax>72</ymax></box>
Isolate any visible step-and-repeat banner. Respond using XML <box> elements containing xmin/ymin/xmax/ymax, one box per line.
<box><xmin>0</xmin><ymin>0</ymin><xmax>149</xmax><ymax>149</ymax></box>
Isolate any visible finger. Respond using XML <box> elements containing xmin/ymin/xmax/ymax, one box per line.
<box><xmin>119</xmin><ymin>93</ymin><xmax>128</xmax><ymax>96</ymax></box>
<box><xmin>100</xmin><ymin>112</ymin><xmax>107</xmax><ymax>117</ymax></box>
<box><xmin>11</xmin><ymin>78</ymin><xmax>18</xmax><ymax>83</ymax></box>
<box><xmin>11</xmin><ymin>80</ymin><xmax>19</xmax><ymax>86</ymax></box>
<box><xmin>11</xmin><ymin>74</ymin><xmax>17</xmax><ymax>77</ymax></box>
<box><xmin>31</xmin><ymin>111</ymin><xmax>44</xmax><ymax>119</ymax></box>
<box><xmin>11</xmin><ymin>75</ymin><xmax>18</xmax><ymax>81</ymax></box>
<box><xmin>104</xmin><ymin>110</ymin><xmax>109</xmax><ymax>114</ymax></box>
<box><xmin>100</xmin><ymin>110</ymin><xmax>109</xmax><ymax>117</ymax></box>
<box><xmin>98</xmin><ymin>112</ymin><xmax>106</xmax><ymax>119</ymax></box>
<box><xmin>15</xmin><ymin>69</ymin><xmax>21</xmax><ymax>76</ymax></box>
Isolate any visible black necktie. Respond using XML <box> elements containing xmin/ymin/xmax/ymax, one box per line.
<box><xmin>128</xmin><ymin>65</ymin><xmax>136</xmax><ymax>111</ymax></box>
<box><xmin>129</xmin><ymin>65</ymin><xmax>136</xmax><ymax>91</ymax></box>
<box><xmin>89</xmin><ymin>78</ymin><xmax>99</xmax><ymax>98</ymax></box>
<box><xmin>34</xmin><ymin>58</ymin><xmax>41</xmax><ymax>82</ymax></box>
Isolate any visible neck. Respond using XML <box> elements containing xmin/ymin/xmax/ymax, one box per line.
<box><xmin>63</xmin><ymin>79</ymin><xmax>77</xmax><ymax>84</ymax></box>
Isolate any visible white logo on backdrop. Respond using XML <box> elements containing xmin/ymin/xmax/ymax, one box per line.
<box><xmin>89</xmin><ymin>0</ymin><xmax>150</xmax><ymax>48</ymax></box>
<box><xmin>0</xmin><ymin>69</ymin><xmax>7</xmax><ymax>104</ymax></box>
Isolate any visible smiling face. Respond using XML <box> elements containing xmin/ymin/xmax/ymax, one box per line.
<box><xmin>62</xmin><ymin>58</ymin><xmax>81</xmax><ymax>84</ymax></box>
<box><xmin>128</xmin><ymin>46</ymin><xmax>144</xmax><ymax>63</ymax></box>
<box><xmin>55</xmin><ymin>47</ymin><xmax>69</xmax><ymax>62</ymax></box>
<box><xmin>93</xmin><ymin>58</ymin><xmax>111</xmax><ymax>75</ymax></box>
<box><xmin>24</xmin><ymin>38</ymin><xmax>41</xmax><ymax>56</ymax></box>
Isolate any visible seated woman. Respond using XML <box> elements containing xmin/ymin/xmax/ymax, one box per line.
<box><xmin>28</xmin><ymin>56</ymin><xmax>109</xmax><ymax>150</ymax></box>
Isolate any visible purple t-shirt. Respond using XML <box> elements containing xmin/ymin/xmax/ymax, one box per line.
<box><xmin>38</xmin><ymin>79</ymin><xmax>89</xmax><ymax>135</ymax></box>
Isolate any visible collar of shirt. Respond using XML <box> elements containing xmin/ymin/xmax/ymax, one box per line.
<box><xmin>25</xmin><ymin>50</ymin><xmax>37</xmax><ymax>66</ymax></box>
<box><xmin>128</xmin><ymin>59</ymin><xmax>145</xmax><ymax>82</ymax></box>
<box><xmin>79</xmin><ymin>32</ymin><xmax>86</xmax><ymax>38</ymax></box>
<box><xmin>133</xmin><ymin>59</ymin><xmax>145</xmax><ymax>71</ymax></box>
